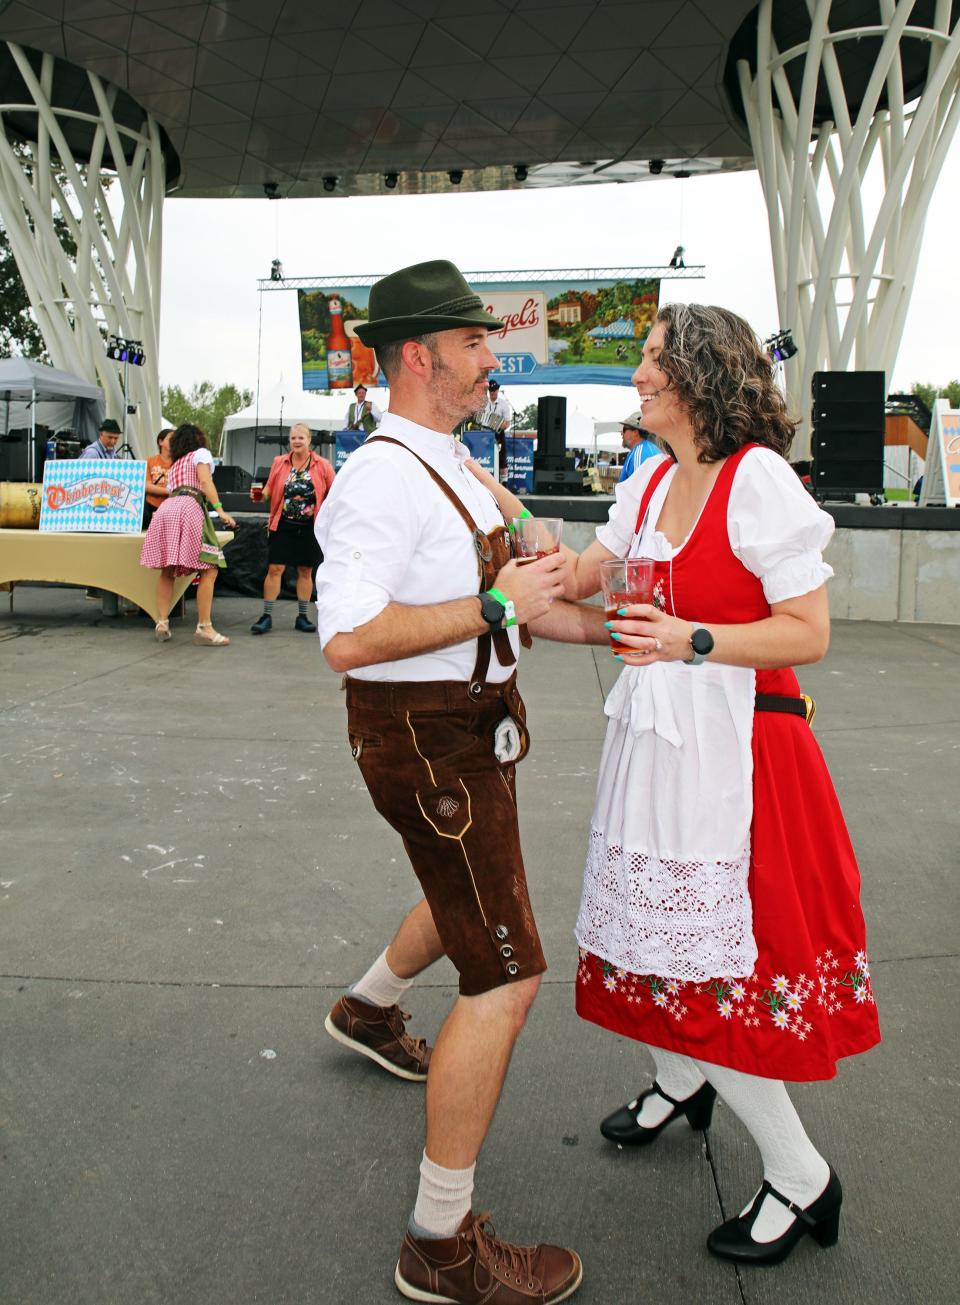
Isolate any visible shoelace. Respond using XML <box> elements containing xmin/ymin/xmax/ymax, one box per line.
<box><xmin>385</xmin><ymin>1007</ymin><xmax>428</xmax><ymax>1056</ymax></box>
<box><xmin>468</xmin><ymin>1213</ymin><xmax>537</xmax><ymax>1284</ymax></box>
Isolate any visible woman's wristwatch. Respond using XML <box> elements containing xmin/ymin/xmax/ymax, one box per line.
<box><xmin>684</xmin><ymin>622</ymin><xmax>714</xmax><ymax>665</ymax></box>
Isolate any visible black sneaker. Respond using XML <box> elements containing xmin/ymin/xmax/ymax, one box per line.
<box><xmin>294</xmin><ymin>613</ymin><xmax>316</xmax><ymax>633</ymax></box>
<box><xmin>250</xmin><ymin>613</ymin><xmax>272</xmax><ymax>634</ymax></box>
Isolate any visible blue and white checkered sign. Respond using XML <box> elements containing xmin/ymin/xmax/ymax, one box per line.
<box><xmin>39</xmin><ymin>460</ymin><xmax>147</xmax><ymax>533</ymax></box>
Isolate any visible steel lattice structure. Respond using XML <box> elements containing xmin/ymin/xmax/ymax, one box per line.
<box><xmin>736</xmin><ymin>0</ymin><xmax>960</xmax><ymax>452</ymax></box>
<box><xmin>0</xmin><ymin>42</ymin><xmax>164</xmax><ymax>451</ymax></box>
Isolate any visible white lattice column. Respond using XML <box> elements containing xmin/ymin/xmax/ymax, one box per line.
<box><xmin>0</xmin><ymin>42</ymin><xmax>166</xmax><ymax>456</ymax></box>
<box><xmin>737</xmin><ymin>0</ymin><xmax>960</xmax><ymax>456</ymax></box>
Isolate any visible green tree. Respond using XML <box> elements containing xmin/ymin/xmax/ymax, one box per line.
<box><xmin>160</xmin><ymin>381</ymin><xmax>253</xmax><ymax>456</ymax></box>
<box><xmin>941</xmin><ymin>379</ymin><xmax>960</xmax><ymax>408</ymax></box>
<box><xmin>910</xmin><ymin>382</ymin><xmax>938</xmax><ymax>410</ymax></box>
<box><xmin>514</xmin><ymin>402</ymin><xmax>538</xmax><ymax>432</ymax></box>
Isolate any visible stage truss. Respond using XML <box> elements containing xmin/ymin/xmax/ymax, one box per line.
<box><xmin>737</xmin><ymin>0</ymin><xmax>960</xmax><ymax>455</ymax></box>
<box><xmin>0</xmin><ymin>42</ymin><xmax>165</xmax><ymax>454</ymax></box>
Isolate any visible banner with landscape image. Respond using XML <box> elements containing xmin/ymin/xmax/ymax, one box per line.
<box><xmin>297</xmin><ymin>274</ymin><xmax>660</xmax><ymax>390</ymax></box>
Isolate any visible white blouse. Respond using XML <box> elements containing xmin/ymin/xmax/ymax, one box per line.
<box><xmin>596</xmin><ymin>447</ymin><xmax>834</xmax><ymax>603</ymax></box>
<box><xmin>576</xmin><ymin>448</ymin><xmax>835</xmax><ymax>982</ymax></box>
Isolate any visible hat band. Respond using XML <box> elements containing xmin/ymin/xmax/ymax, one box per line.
<box><xmin>413</xmin><ymin>293</ymin><xmax>485</xmax><ymax>317</ymax></box>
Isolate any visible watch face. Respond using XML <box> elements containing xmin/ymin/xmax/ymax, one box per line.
<box><xmin>479</xmin><ymin>593</ymin><xmax>505</xmax><ymax>626</ymax></box>
<box><xmin>691</xmin><ymin>627</ymin><xmax>714</xmax><ymax>655</ymax></box>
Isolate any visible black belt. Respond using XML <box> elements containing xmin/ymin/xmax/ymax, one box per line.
<box><xmin>755</xmin><ymin>693</ymin><xmax>815</xmax><ymax>723</ymax></box>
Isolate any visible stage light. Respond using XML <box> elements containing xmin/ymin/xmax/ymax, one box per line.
<box><xmin>514</xmin><ymin>164</ymin><xmax>528</xmax><ymax>182</ymax></box>
<box><xmin>263</xmin><ymin>182</ymin><xmax>280</xmax><ymax>199</ymax></box>
<box><xmin>384</xmin><ymin>172</ymin><xmax>398</xmax><ymax>189</ymax></box>
<box><xmin>448</xmin><ymin>169</ymin><xmax>463</xmax><ymax>185</ymax></box>
<box><xmin>270</xmin><ymin>259</ymin><xmax>283</xmax><ymax>281</ymax></box>
<box><xmin>322</xmin><ymin>175</ymin><xmax>337</xmax><ymax>192</ymax></box>
<box><xmin>764</xmin><ymin>328</ymin><xmax>798</xmax><ymax>363</ymax></box>
<box><xmin>649</xmin><ymin>158</ymin><xmax>664</xmax><ymax>175</ymax></box>
<box><xmin>105</xmin><ymin>334</ymin><xmax>145</xmax><ymax>366</ymax></box>
<box><xmin>669</xmin><ymin>245</ymin><xmax>685</xmax><ymax>269</ymax></box>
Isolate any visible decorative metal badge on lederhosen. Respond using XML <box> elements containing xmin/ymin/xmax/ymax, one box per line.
<box><xmin>365</xmin><ymin>435</ymin><xmax>532</xmax><ymax>764</ymax></box>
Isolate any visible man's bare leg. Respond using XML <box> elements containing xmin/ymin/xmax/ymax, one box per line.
<box><xmin>386</xmin><ymin>898</ymin><xmax>445</xmax><ymax>978</ymax></box>
<box><xmin>424</xmin><ymin>975</ymin><xmax>539</xmax><ymax>1167</ymax></box>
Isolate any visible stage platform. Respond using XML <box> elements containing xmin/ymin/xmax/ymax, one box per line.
<box><xmin>216</xmin><ymin>495</ymin><xmax>960</xmax><ymax>624</ymax></box>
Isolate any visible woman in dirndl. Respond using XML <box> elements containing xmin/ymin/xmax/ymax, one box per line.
<box><xmin>565</xmin><ymin>303</ymin><xmax>881</xmax><ymax>1267</ymax></box>
<box><xmin>469</xmin><ymin>302</ymin><xmax>881</xmax><ymax>1269</ymax></box>
<box><xmin>139</xmin><ymin>423</ymin><xmax>237</xmax><ymax>645</ymax></box>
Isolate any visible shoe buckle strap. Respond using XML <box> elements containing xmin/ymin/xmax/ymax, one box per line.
<box><xmin>764</xmin><ymin>1182</ymin><xmax>817</xmax><ymax>1227</ymax></box>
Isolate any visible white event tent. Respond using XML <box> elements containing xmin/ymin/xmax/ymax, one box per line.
<box><xmin>221</xmin><ymin>377</ymin><xmax>638</xmax><ymax>471</ymax></box>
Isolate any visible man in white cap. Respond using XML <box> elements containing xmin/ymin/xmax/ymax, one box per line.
<box><xmin>619</xmin><ymin>410</ymin><xmax>659</xmax><ymax>481</ymax></box>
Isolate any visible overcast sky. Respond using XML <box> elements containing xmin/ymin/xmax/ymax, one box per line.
<box><xmin>158</xmin><ymin>130</ymin><xmax>960</xmax><ymax>407</ymax></box>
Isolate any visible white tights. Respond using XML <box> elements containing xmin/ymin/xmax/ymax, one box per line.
<box><xmin>641</xmin><ymin>1046</ymin><xmax>831</xmax><ymax>1243</ymax></box>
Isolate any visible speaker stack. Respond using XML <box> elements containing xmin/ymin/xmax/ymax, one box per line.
<box><xmin>811</xmin><ymin>371</ymin><xmax>885</xmax><ymax>498</ymax></box>
<box><xmin>533</xmin><ymin>396</ymin><xmax>584</xmax><ymax>494</ymax></box>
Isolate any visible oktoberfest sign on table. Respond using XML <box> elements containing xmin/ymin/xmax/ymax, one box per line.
<box><xmin>39</xmin><ymin>459</ymin><xmax>146</xmax><ymax>533</ymax></box>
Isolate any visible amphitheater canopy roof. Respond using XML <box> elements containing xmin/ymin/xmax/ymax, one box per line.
<box><xmin>0</xmin><ymin>0</ymin><xmax>760</xmax><ymax>197</ymax></box>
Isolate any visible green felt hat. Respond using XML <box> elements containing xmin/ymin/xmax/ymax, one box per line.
<box><xmin>355</xmin><ymin>259</ymin><xmax>504</xmax><ymax>346</ymax></box>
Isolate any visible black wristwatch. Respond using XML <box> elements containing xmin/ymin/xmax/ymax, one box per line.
<box><xmin>478</xmin><ymin>591</ymin><xmax>506</xmax><ymax>631</ymax></box>
<box><xmin>684</xmin><ymin>623</ymin><xmax>714</xmax><ymax>665</ymax></box>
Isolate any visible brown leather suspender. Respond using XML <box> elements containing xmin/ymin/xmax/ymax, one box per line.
<box><xmin>365</xmin><ymin>435</ymin><xmax>528</xmax><ymax>691</ymax></box>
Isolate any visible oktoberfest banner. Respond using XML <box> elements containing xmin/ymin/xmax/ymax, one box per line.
<box><xmin>39</xmin><ymin>459</ymin><xmax>146</xmax><ymax>533</ymax></box>
<box><xmin>297</xmin><ymin>274</ymin><xmax>660</xmax><ymax>390</ymax></box>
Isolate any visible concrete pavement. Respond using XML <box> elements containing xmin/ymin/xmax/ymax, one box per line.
<box><xmin>1</xmin><ymin>587</ymin><xmax>957</xmax><ymax>1304</ymax></box>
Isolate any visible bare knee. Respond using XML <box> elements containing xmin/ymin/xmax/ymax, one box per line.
<box><xmin>267</xmin><ymin>564</ymin><xmax>285</xmax><ymax>577</ymax></box>
<box><xmin>464</xmin><ymin>974</ymin><xmax>540</xmax><ymax>1035</ymax></box>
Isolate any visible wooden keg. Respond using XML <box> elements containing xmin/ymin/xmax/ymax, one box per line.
<box><xmin>0</xmin><ymin>482</ymin><xmax>43</xmax><ymax>528</ymax></box>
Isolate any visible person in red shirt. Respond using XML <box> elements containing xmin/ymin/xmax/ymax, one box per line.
<box><xmin>250</xmin><ymin>423</ymin><xmax>334</xmax><ymax>634</ymax></box>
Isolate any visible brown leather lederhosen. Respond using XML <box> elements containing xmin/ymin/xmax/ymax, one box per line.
<box><xmin>344</xmin><ymin>436</ymin><xmax>547</xmax><ymax>996</ymax></box>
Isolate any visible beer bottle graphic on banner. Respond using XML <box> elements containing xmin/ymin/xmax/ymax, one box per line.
<box><xmin>326</xmin><ymin>294</ymin><xmax>353</xmax><ymax>389</ymax></box>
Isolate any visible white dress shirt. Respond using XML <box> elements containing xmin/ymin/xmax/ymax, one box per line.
<box><xmin>345</xmin><ymin>399</ymin><xmax>383</xmax><ymax>429</ymax></box>
<box><xmin>314</xmin><ymin>412</ymin><xmax>519</xmax><ymax>682</ymax></box>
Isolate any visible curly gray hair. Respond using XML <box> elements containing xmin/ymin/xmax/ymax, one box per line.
<box><xmin>655</xmin><ymin>303</ymin><xmax>798</xmax><ymax>462</ymax></box>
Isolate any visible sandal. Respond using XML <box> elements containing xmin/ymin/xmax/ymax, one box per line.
<box><xmin>155</xmin><ymin>619</ymin><xmax>171</xmax><ymax>642</ymax></box>
<box><xmin>193</xmin><ymin>622</ymin><xmax>229</xmax><ymax>646</ymax></box>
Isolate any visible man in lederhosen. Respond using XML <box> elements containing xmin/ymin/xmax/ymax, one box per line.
<box><xmin>315</xmin><ymin>261</ymin><xmax>584</xmax><ymax>1303</ymax></box>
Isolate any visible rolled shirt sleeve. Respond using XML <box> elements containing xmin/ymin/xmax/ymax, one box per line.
<box><xmin>314</xmin><ymin>448</ymin><xmax>422</xmax><ymax>648</ymax></box>
<box><xmin>728</xmin><ymin>447</ymin><xmax>834</xmax><ymax>604</ymax></box>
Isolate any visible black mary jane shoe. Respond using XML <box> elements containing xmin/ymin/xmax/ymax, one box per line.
<box><xmin>599</xmin><ymin>1080</ymin><xmax>717</xmax><ymax>1146</ymax></box>
<box><xmin>707</xmin><ymin>1167</ymin><xmax>842</xmax><ymax>1267</ymax></box>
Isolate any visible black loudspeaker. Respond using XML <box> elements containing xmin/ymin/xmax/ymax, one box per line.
<box><xmin>811</xmin><ymin>371</ymin><xmax>884</xmax><ymax>495</ymax></box>
<box><xmin>535</xmin><ymin>396</ymin><xmax>567</xmax><ymax>466</ymax></box>
<box><xmin>213</xmin><ymin>463</ymin><xmax>252</xmax><ymax>493</ymax></box>
<box><xmin>0</xmin><ymin>428</ymin><xmax>29</xmax><ymax>481</ymax></box>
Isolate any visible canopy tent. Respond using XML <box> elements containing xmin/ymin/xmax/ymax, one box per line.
<box><xmin>0</xmin><ymin>359</ymin><xmax>105</xmax><ymax>478</ymax></box>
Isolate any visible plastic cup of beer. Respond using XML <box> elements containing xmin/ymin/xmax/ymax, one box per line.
<box><xmin>250</xmin><ymin>481</ymin><xmax>264</xmax><ymax>502</ymax></box>
<box><xmin>513</xmin><ymin>516</ymin><xmax>563</xmax><ymax>561</ymax></box>
<box><xmin>599</xmin><ymin>558</ymin><xmax>655</xmax><ymax>651</ymax></box>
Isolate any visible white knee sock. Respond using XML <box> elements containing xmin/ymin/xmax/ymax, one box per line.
<box><xmin>349</xmin><ymin>948</ymin><xmax>412</xmax><ymax>1008</ymax></box>
<box><xmin>634</xmin><ymin>1045</ymin><xmax>707</xmax><ymax>1128</ymax></box>
<box><xmin>412</xmin><ymin>1151</ymin><xmax>476</xmax><ymax>1238</ymax></box>
<box><xmin>697</xmin><ymin>1060</ymin><xmax>830</xmax><ymax>1242</ymax></box>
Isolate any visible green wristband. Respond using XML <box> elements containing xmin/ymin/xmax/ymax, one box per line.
<box><xmin>507</xmin><ymin>507</ymin><xmax>532</xmax><ymax>534</ymax></box>
<box><xmin>211</xmin><ymin>501</ymin><xmax>223</xmax><ymax>509</ymax></box>
<box><xmin>487</xmin><ymin>587</ymin><xmax>517</xmax><ymax>628</ymax></box>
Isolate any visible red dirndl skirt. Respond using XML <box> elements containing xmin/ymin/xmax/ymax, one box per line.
<box><xmin>575</xmin><ymin>702</ymin><xmax>881</xmax><ymax>1082</ymax></box>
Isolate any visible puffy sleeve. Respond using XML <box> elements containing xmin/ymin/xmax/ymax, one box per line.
<box><xmin>595</xmin><ymin>454</ymin><xmax>672</xmax><ymax>556</ymax></box>
<box><xmin>193</xmin><ymin>447</ymin><xmax>214</xmax><ymax>467</ymax></box>
<box><xmin>728</xmin><ymin>447</ymin><xmax>834</xmax><ymax>604</ymax></box>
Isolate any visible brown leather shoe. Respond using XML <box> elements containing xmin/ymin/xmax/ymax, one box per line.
<box><xmin>324</xmin><ymin>994</ymin><xmax>431</xmax><ymax>1082</ymax></box>
<box><xmin>395</xmin><ymin>1211</ymin><xmax>583</xmax><ymax>1303</ymax></box>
